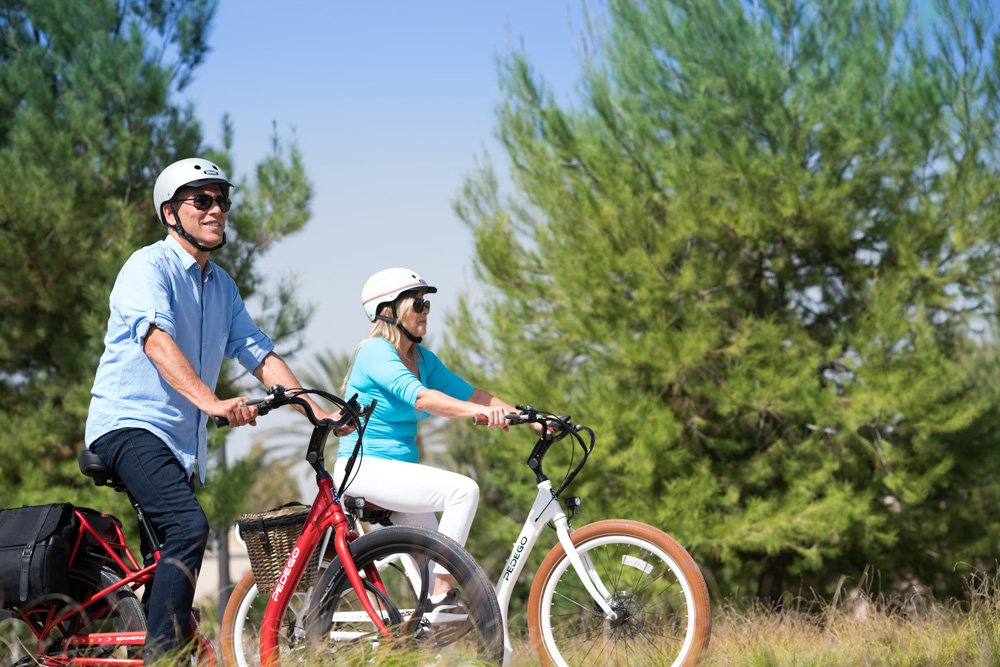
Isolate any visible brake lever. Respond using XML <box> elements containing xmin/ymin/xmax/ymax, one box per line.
<box><xmin>330</xmin><ymin>393</ymin><xmax>361</xmax><ymax>426</ymax></box>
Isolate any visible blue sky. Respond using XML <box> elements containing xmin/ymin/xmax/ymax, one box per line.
<box><xmin>185</xmin><ymin>1</ymin><xmax>594</xmax><ymax>362</ymax></box>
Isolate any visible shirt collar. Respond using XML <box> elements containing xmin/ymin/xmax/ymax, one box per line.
<box><xmin>164</xmin><ymin>234</ymin><xmax>214</xmax><ymax>278</ymax></box>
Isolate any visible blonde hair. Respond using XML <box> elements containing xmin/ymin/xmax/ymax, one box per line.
<box><xmin>342</xmin><ymin>292</ymin><xmax>424</xmax><ymax>392</ymax></box>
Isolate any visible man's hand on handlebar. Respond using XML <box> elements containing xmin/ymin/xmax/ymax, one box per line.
<box><xmin>212</xmin><ymin>387</ymin><xmax>374</xmax><ymax>435</ymax></box>
<box><xmin>209</xmin><ymin>396</ymin><xmax>258</xmax><ymax>427</ymax></box>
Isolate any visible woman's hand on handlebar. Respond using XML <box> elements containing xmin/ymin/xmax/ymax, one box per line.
<box><xmin>209</xmin><ymin>396</ymin><xmax>258</xmax><ymax>427</ymax></box>
<box><xmin>474</xmin><ymin>405</ymin><xmax>510</xmax><ymax>431</ymax></box>
<box><xmin>473</xmin><ymin>408</ymin><xmax>548</xmax><ymax>436</ymax></box>
<box><xmin>316</xmin><ymin>407</ymin><xmax>357</xmax><ymax>437</ymax></box>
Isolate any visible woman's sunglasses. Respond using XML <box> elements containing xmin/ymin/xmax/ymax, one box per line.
<box><xmin>412</xmin><ymin>298</ymin><xmax>431</xmax><ymax>314</ymax></box>
<box><xmin>174</xmin><ymin>194</ymin><xmax>232</xmax><ymax>212</ymax></box>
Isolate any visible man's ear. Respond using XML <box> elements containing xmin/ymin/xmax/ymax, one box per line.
<box><xmin>162</xmin><ymin>201</ymin><xmax>177</xmax><ymax>227</ymax></box>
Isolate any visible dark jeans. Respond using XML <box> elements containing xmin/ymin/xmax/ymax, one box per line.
<box><xmin>89</xmin><ymin>428</ymin><xmax>209</xmax><ymax>660</ymax></box>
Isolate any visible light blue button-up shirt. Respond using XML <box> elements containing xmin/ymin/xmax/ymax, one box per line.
<box><xmin>86</xmin><ymin>235</ymin><xmax>274</xmax><ymax>483</ymax></box>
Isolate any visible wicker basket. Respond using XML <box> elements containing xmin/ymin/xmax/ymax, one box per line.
<box><xmin>236</xmin><ymin>503</ymin><xmax>320</xmax><ymax>595</ymax></box>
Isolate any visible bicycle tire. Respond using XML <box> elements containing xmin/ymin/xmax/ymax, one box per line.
<box><xmin>220</xmin><ymin>568</ymin><xmax>331</xmax><ymax>667</ymax></box>
<box><xmin>220</xmin><ymin>570</ymin><xmax>260</xmax><ymax>667</ymax></box>
<box><xmin>527</xmin><ymin>519</ymin><xmax>711</xmax><ymax>667</ymax></box>
<box><xmin>304</xmin><ymin>526</ymin><xmax>504</xmax><ymax>664</ymax></box>
<box><xmin>17</xmin><ymin>564</ymin><xmax>146</xmax><ymax>664</ymax></box>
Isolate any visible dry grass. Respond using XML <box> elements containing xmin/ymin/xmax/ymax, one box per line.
<box><xmin>701</xmin><ymin>573</ymin><xmax>1000</xmax><ymax>666</ymax></box>
<box><xmin>5</xmin><ymin>573</ymin><xmax>1000</xmax><ymax>666</ymax></box>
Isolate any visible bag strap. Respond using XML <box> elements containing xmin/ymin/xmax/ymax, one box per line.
<box><xmin>19</xmin><ymin>507</ymin><xmax>55</xmax><ymax>602</ymax></box>
<box><xmin>255</xmin><ymin>516</ymin><xmax>273</xmax><ymax>558</ymax></box>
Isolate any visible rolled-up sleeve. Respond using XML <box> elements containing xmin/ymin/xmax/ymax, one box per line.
<box><xmin>225</xmin><ymin>287</ymin><xmax>275</xmax><ymax>372</ymax></box>
<box><xmin>112</xmin><ymin>254</ymin><xmax>175</xmax><ymax>344</ymax></box>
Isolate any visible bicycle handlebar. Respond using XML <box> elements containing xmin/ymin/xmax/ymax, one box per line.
<box><xmin>474</xmin><ymin>405</ymin><xmax>595</xmax><ymax>497</ymax></box>
<box><xmin>212</xmin><ymin>385</ymin><xmax>375</xmax><ymax>432</ymax></box>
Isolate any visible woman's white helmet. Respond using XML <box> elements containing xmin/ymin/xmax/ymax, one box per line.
<box><xmin>361</xmin><ymin>268</ymin><xmax>437</xmax><ymax>322</ymax></box>
<box><xmin>153</xmin><ymin>157</ymin><xmax>235</xmax><ymax>226</ymax></box>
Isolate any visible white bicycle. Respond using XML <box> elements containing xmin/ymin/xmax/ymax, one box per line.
<box><xmin>471</xmin><ymin>405</ymin><xmax>711</xmax><ymax>666</ymax></box>
<box><xmin>223</xmin><ymin>405</ymin><xmax>711</xmax><ymax>666</ymax></box>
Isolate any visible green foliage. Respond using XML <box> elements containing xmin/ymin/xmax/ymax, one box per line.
<box><xmin>449</xmin><ymin>0</ymin><xmax>1000</xmax><ymax>600</ymax></box>
<box><xmin>198</xmin><ymin>443</ymin><xmax>300</xmax><ymax>530</ymax></box>
<box><xmin>0</xmin><ymin>0</ymin><xmax>211</xmax><ymax>507</ymax></box>
<box><xmin>0</xmin><ymin>1</ymin><xmax>315</xmax><ymax>547</ymax></box>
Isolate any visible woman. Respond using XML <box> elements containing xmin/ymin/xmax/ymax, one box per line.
<box><xmin>334</xmin><ymin>267</ymin><xmax>514</xmax><ymax>591</ymax></box>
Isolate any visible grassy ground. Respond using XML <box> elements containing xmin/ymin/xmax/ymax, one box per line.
<box><xmin>232</xmin><ymin>588</ymin><xmax>1000</xmax><ymax>666</ymax></box>
<box><xmin>701</xmin><ymin>579</ymin><xmax>1000</xmax><ymax>666</ymax></box>
<box><xmin>5</xmin><ymin>580</ymin><xmax>1000</xmax><ymax>666</ymax></box>
<box><xmin>496</xmin><ymin>573</ymin><xmax>1000</xmax><ymax>666</ymax></box>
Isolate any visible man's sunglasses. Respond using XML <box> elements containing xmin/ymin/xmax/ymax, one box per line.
<box><xmin>174</xmin><ymin>194</ymin><xmax>232</xmax><ymax>212</ymax></box>
<box><xmin>412</xmin><ymin>298</ymin><xmax>431</xmax><ymax>314</ymax></box>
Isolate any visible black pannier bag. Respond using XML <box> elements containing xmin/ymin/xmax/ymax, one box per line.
<box><xmin>0</xmin><ymin>503</ymin><xmax>77</xmax><ymax>608</ymax></box>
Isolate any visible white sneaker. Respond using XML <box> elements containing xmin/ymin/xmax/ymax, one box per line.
<box><xmin>422</xmin><ymin>589</ymin><xmax>468</xmax><ymax>623</ymax></box>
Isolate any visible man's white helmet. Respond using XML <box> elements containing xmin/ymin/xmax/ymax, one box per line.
<box><xmin>361</xmin><ymin>268</ymin><xmax>437</xmax><ymax>322</ymax></box>
<box><xmin>153</xmin><ymin>157</ymin><xmax>235</xmax><ymax>226</ymax></box>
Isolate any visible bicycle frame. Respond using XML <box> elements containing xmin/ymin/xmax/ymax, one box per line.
<box><xmin>250</xmin><ymin>386</ymin><xmax>394</xmax><ymax>667</ymax></box>
<box><xmin>16</xmin><ymin>507</ymin><xmax>214</xmax><ymax>666</ymax></box>
<box><xmin>493</xmin><ymin>479</ymin><xmax>616</xmax><ymax>665</ymax></box>
<box><xmin>258</xmin><ymin>473</ymin><xmax>394</xmax><ymax>667</ymax></box>
<box><xmin>472</xmin><ymin>408</ymin><xmax>616</xmax><ymax>665</ymax></box>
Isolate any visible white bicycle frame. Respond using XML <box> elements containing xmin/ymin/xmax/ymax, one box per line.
<box><xmin>339</xmin><ymin>479</ymin><xmax>618</xmax><ymax>665</ymax></box>
<box><xmin>493</xmin><ymin>478</ymin><xmax>617</xmax><ymax>666</ymax></box>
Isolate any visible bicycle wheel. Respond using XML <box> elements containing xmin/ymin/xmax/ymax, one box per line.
<box><xmin>15</xmin><ymin>564</ymin><xmax>146</xmax><ymax>664</ymax></box>
<box><xmin>220</xmin><ymin>568</ymin><xmax>321</xmax><ymax>667</ymax></box>
<box><xmin>527</xmin><ymin>520</ymin><xmax>711</xmax><ymax>667</ymax></box>
<box><xmin>304</xmin><ymin>526</ymin><xmax>503</xmax><ymax>664</ymax></box>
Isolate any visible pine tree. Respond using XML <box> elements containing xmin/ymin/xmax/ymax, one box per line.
<box><xmin>0</xmin><ymin>3</ymin><xmax>313</xmax><ymax>534</ymax></box>
<box><xmin>448</xmin><ymin>0</ymin><xmax>1000</xmax><ymax>600</ymax></box>
<box><xmin>0</xmin><ymin>1</ymin><xmax>209</xmax><ymax>507</ymax></box>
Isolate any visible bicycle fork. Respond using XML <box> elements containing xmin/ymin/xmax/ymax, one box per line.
<box><xmin>493</xmin><ymin>480</ymin><xmax>617</xmax><ymax>665</ymax></box>
<box><xmin>260</xmin><ymin>493</ymin><xmax>394</xmax><ymax>667</ymax></box>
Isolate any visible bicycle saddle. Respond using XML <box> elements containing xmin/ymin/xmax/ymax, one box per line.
<box><xmin>77</xmin><ymin>449</ymin><xmax>127</xmax><ymax>492</ymax></box>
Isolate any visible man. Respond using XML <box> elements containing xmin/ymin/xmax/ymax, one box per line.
<box><xmin>85</xmin><ymin>157</ymin><xmax>341</xmax><ymax>661</ymax></box>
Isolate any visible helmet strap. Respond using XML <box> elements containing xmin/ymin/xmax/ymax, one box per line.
<box><xmin>165</xmin><ymin>202</ymin><xmax>227</xmax><ymax>252</ymax></box>
<box><xmin>396</xmin><ymin>323</ymin><xmax>423</xmax><ymax>345</ymax></box>
<box><xmin>376</xmin><ymin>306</ymin><xmax>423</xmax><ymax>344</ymax></box>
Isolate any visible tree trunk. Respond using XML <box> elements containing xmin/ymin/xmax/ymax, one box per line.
<box><xmin>217</xmin><ymin>524</ymin><xmax>231</xmax><ymax>620</ymax></box>
<box><xmin>217</xmin><ymin>442</ymin><xmax>231</xmax><ymax>620</ymax></box>
<box><xmin>756</xmin><ymin>553</ymin><xmax>790</xmax><ymax>607</ymax></box>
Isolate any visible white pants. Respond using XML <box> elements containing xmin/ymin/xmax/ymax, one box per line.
<box><xmin>333</xmin><ymin>457</ymin><xmax>480</xmax><ymax>547</ymax></box>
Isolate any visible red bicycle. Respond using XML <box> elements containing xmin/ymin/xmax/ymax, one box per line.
<box><xmin>0</xmin><ymin>457</ymin><xmax>215</xmax><ymax>665</ymax></box>
<box><xmin>218</xmin><ymin>385</ymin><xmax>503</xmax><ymax>666</ymax></box>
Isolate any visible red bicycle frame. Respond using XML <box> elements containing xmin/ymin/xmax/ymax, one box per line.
<box><xmin>213</xmin><ymin>385</ymin><xmax>383</xmax><ymax>667</ymax></box>
<box><xmin>259</xmin><ymin>473</ymin><xmax>392</xmax><ymax>667</ymax></box>
<box><xmin>16</xmin><ymin>508</ymin><xmax>215</xmax><ymax>666</ymax></box>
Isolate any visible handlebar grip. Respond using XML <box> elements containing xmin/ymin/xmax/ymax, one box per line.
<box><xmin>213</xmin><ymin>416</ymin><xmax>229</xmax><ymax>428</ymax></box>
<box><xmin>471</xmin><ymin>414</ymin><xmax>488</xmax><ymax>426</ymax></box>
